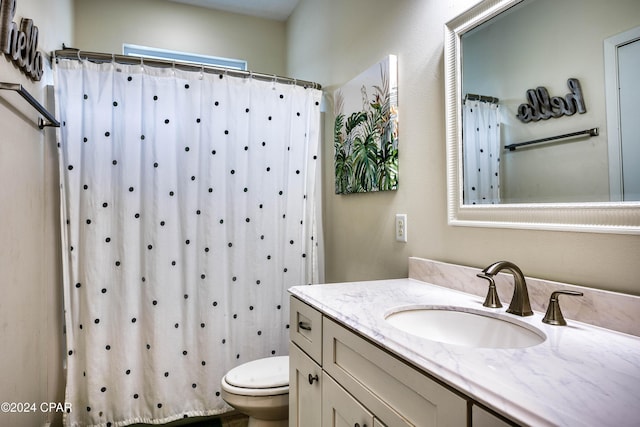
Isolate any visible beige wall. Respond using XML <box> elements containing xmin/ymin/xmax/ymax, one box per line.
<box><xmin>73</xmin><ymin>0</ymin><xmax>287</xmax><ymax>76</ymax></box>
<box><xmin>287</xmin><ymin>0</ymin><xmax>640</xmax><ymax>296</ymax></box>
<box><xmin>0</xmin><ymin>0</ymin><xmax>72</xmax><ymax>426</ymax></box>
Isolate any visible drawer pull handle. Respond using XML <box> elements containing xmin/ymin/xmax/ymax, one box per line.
<box><xmin>298</xmin><ymin>321</ymin><xmax>312</xmax><ymax>331</ymax></box>
<box><xmin>308</xmin><ymin>373</ymin><xmax>319</xmax><ymax>384</ymax></box>
<box><xmin>354</xmin><ymin>424</ymin><xmax>366</xmax><ymax>427</ymax></box>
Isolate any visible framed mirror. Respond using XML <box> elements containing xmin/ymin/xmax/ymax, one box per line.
<box><xmin>444</xmin><ymin>0</ymin><xmax>640</xmax><ymax>234</ymax></box>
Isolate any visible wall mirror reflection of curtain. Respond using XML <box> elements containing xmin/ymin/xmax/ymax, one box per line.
<box><xmin>461</xmin><ymin>0</ymin><xmax>640</xmax><ymax>204</ymax></box>
<box><xmin>463</xmin><ymin>96</ymin><xmax>501</xmax><ymax>205</ymax></box>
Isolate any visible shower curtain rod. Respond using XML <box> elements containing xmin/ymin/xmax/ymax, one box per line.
<box><xmin>464</xmin><ymin>93</ymin><xmax>499</xmax><ymax>104</ymax></box>
<box><xmin>51</xmin><ymin>48</ymin><xmax>322</xmax><ymax>90</ymax></box>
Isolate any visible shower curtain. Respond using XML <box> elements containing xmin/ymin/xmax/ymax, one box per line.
<box><xmin>54</xmin><ymin>58</ymin><xmax>322</xmax><ymax>427</ymax></box>
<box><xmin>462</xmin><ymin>98</ymin><xmax>501</xmax><ymax>204</ymax></box>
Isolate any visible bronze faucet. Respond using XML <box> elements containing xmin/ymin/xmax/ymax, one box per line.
<box><xmin>477</xmin><ymin>261</ymin><xmax>533</xmax><ymax>317</ymax></box>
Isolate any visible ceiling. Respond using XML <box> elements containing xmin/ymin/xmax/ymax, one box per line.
<box><xmin>167</xmin><ymin>0</ymin><xmax>300</xmax><ymax>21</ymax></box>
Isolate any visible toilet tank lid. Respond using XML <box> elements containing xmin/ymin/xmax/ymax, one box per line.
<box><xmin>225</xmin><ymin>356</ymin><xmax>289</xmax><ymax>389</ymax></box>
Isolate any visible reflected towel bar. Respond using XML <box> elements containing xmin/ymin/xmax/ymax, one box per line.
<box><xmin>505</xmin><ymin>127</ymin><xmax>599</xmax><ymax>151</ymax></box>
<box><xmin>0</xmin><ymin>82</ymin><xmax>60</xmax><ymax>129</ymax></box>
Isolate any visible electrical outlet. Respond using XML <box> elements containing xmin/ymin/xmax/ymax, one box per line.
<box><xmin>395</xmin><ymin>214</ymin><xmax>407</xmax><ymax>242</ymax></box>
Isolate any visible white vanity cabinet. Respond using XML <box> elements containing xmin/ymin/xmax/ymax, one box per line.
<box><xmin>289</xmin><ymin>272</ymin><xmax>640</xmax><ymax>426</ymax></box>
<box><xmin>290</xmin><ymin>296</ymin><xmax>470</xmax><ymax>427</ymax></box>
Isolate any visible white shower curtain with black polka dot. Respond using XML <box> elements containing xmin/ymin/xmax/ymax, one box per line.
<box><xmin>54</xmin><ymin>58</ymin><xmax>322</xmax><ymax>427</ymax></box>
<box><xmin>462</xmin><ymin>99</ymin><xmax>501</xmax><ymax>204</ymax></box>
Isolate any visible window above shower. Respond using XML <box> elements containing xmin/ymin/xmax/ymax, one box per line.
<box><xmin>123</xmin><ymin>44</ymin><xmax>247</xmax><ymax>70</ymax></box>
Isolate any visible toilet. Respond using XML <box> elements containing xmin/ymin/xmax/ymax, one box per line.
<box><xmin>220</xmin><ymin>356</ymin><xmax>289</xmax><ymax>427</ymax></box>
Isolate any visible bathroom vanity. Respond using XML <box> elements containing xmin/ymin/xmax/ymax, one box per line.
<box><xmin>289</xmin><ymin>296</ymin><xmax>478</xmax><ymax>427</ymax></box>
<box><xmin>288</xmin><ymin>258</ymin><xmax>640</xmax><ymax>427</ymax></box>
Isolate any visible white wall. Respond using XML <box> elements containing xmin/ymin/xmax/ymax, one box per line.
<box><xmin>73</xmin><ymin>0</ymin><xmax>288</xmax><ymax>76</ymax></box>
<box><xmin>287</xmin><ymin>0</ymin><xmax>640</xmax><ymax>295</ymax></box>
<box><xmin>463</xmin><ymin>0</ymin><xmax>640</xmax><ymax>203</ymax></box>
<box><xmin>0</xmin><ymin>0</ymin><xmax>72</xmax><ymax>426</ymax></box>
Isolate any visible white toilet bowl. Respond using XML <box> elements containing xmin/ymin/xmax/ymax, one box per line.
<box><xmin>220</xmin><ymin>356</ymin><xmax>289</xmax><ymax>427</ymax></box>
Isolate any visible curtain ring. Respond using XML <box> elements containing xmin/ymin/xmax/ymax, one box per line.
<box><xmin>77</xmin><ymin>50</ymin><xmax>82</xmax><ymax>62</ymax></box>
<box><xmin>200</xmin><ymin>64</ymin><xmax>204</xmax><ymax>80</ymax></box>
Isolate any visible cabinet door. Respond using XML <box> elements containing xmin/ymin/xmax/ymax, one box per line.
<box><xmin>323</xmin><ymin>318</ymin><xmax>467</xmax><ymax>426</ymax></box>
<box><xmin>290</xmin><ymin>342</ymin><xmax>322</xmax><ymax>427</ymax></box>
<box><xmin>323</xmin><ymin>373</ymin><xmax>374</xmax><ymax>427</ymax></box>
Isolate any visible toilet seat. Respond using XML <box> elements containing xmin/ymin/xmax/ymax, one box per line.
<box><xmin>221</xmin><ymin>356</ymin><xmax>289</xmax><ymax>397</ymax></box>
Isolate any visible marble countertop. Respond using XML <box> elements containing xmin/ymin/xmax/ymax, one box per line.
<box><xmin>289</xmin><ymin>278</ymin><xmax>640</xmax><ymax>427</ymax></box>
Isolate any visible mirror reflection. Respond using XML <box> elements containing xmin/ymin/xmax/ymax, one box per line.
<box><xmin>461</xmin><ymin>0</ymin><xmax>640</xmax><ymax>204</ymax></box>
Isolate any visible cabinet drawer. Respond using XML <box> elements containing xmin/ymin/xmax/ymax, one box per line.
<box><xmin>323</xmin><ymin>317</ymin><xmax>468</xmax><ymax>427</ymax></box>
<box><xmin>290</xmin><ymin>296</ymin><xmax>323</xmax><ymax>363</ymax></box>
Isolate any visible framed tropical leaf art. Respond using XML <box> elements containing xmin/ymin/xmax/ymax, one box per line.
<box><xmin>334</xmin><ymin>55</ymin><xmax>398</xmax><ymax>194</ymax></box>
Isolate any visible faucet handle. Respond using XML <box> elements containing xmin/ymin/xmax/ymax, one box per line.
<box><xmin>477</xmin><ymin>273</ymin><xmax>503</xmax><ymax>308</ymax></box>
<box><xmin>542</xmin><ymin>290</ymin><xmax>583</xmax><ymax>326</ymax></box>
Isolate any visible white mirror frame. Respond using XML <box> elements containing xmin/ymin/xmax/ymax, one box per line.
<box><xmin>444</xmin><ymin>0</ymin><xmax>640</xmax><ymax>235</ymax></box>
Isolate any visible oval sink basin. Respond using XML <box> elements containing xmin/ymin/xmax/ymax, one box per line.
<box><xmin>385</xmin><ymin>306</ymin><xmax>545</xmax><ymax>349</ymax></box>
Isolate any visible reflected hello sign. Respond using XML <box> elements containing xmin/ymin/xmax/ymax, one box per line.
<box><xmin>0</xmin><ymin>0</ymin><xmax>44</xmax><ymax>81</ymax></box>
<box><xmin>516</xmin><ymin>78</ymin><xmax>586</xmax><ymax>123</ymax></box>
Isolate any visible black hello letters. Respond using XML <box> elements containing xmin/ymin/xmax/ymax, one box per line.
<box><xmin>0</xmin><ymin>0</ymin><xmax>44</xmax><ymax>81</ymax></box>
<box><xmin>516</xmin><ymin>78</ymin><xmax>586</xmax><ymax>123</ymax></box>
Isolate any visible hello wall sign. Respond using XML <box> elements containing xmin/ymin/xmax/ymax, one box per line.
<box><xmin>516</xmin><ymin>78</ymin><xmax>586</xmax><ymax>123</ymax></box>
<box><xmin>0</xmin><ymin>0</ymin><xmax>44</xmax><ymax>81</ymax></box>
